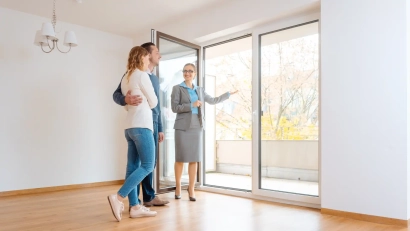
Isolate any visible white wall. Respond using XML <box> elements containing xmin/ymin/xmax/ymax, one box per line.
<box><xmin>407</xmin><ymin>0</ymin><xmax>410</xmax><ymax>218</ymax></box>
<box><xmin>0</xmin><ymin>8</ymin><xmax>132</xmax><ymax>192</ymax></box>
<box><xmin>321</xmin><ymin>0</ymin><xmax>408</xmax><ymax>220</ymax></box>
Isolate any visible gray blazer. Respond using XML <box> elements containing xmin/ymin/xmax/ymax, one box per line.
<box><xmin>171</xmin><ymin>85</ymin><xmax>230</xmax><ymax>131</ymax></box>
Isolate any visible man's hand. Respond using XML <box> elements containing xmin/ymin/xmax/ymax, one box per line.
<box><xmin>158</xmin><ymin>132</ymin><xmax>165</xmax><ymax>143</ymax></box>
<box><xmin>125</xmin><ymin>90</ymin><xmax>142</xmax><ymax>106</ymax></box>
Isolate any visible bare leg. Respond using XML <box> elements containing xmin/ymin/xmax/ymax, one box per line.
<box><xmin>175</xmin><ymin>162</ymin><xmax>184</xmax><ymax>196</ymax></box>
<box><xmin>188</xmin><ymin>162</ymin><xmax>197</xmax><ymax>197</ymax></box>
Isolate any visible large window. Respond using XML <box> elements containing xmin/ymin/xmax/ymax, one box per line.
<box><xmin>259</xmin><ymin>21</ymin><xmax>319</xmax><ymax>196</ymax></box>
<box><xmin>154</xmin><ymin>19</ymin><xmax>320</xmax><ymax>205</ymax></box>
<box><xmin>203</xmin><ymin>36</ymin><xmax>253</xmax><ymax>191</ymax></box>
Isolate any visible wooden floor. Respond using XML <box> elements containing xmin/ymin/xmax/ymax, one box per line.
<box><xmin>0</xmin><ymin>185</ymin><xmax>407</xmax><ymax>231</ymax></box>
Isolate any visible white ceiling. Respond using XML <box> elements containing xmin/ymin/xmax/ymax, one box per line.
<box><xmin>0</xmin><ymin>0</ymin><xmax>234</xmax><ymax>38</ymax></box>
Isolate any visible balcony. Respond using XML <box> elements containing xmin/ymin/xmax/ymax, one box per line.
<box><xmin>204</xmin><ymin>140</ymin><xmax>319</xmax><ymax>196</ymax></box>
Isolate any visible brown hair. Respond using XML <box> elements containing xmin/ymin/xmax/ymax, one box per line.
<box><xmin>141</xmin><ymin>42</ymin><xmax>156</xmax><ymax>53</ymax></box>
<box><xmin>126</xmin><ymin>46</ymin><xmax>149</xmax><ymax>81</ymax></box>
<box><xmin>183</xmin><ymin>63</ymin><xmax>197</xmax><ymax>72</ymax></box>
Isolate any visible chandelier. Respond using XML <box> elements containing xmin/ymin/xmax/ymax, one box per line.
<box><xmin>33</xmin><ymin>0</ymin><xmax>78</xmax><ymax>53</ymax></box>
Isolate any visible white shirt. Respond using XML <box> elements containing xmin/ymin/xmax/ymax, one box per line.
<box><xmin>121</xmin><ymin>69</ymin><xmax>158</xmax><ymax>131</ymax></box>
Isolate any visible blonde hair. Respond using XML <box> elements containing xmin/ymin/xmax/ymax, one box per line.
<box><xmin>126</xmin><ymin>46</ymin><xmax>149</xmax><ymax>81</ymax></box>
<box><xmin>183</xmin><ymin>63</ymin><xmax>197</xmax><ymax>73</ymax></box>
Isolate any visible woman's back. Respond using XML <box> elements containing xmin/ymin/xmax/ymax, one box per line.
<box><xmin>121</xmin><ymin>69</ymin><xmax>157</xmax><ymax>131</ymax></box>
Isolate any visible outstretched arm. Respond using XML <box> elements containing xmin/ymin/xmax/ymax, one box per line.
<box><xmin>203</xmin><ymin>90</ymin><xmax>231</xmax><ymax>105</ymax></box>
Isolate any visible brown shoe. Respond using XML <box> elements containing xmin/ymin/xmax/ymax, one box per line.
<box><xmin>143</xmin><ymin>196</ymin><xmax>170</xmax><ymax>207</ymax></box>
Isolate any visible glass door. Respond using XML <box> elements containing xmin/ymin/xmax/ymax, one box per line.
<box><xmin>153</xmin><ymin>31</ymin><xmax>201</xmax><ymax>193</ymax></box>
<box><xmin>252</xmin><ymin>21</ymin><xmax>320</xmax><ymax>203</ymax></box>
<box><xmin>203</xmin><ymin>35</ymin><xmax>253</xmax><ymax>191</ymax></box>
<box><xmin>151</xmin><ymin>19</ymin><xmax>320</xmax><ymax>206</ymax></box>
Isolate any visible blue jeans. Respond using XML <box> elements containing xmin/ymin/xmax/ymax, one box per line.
<box><xmin>135</xmin><ymin>122</ymin><xmax>158</xmax><ymax>203</ymax></box>
<box><xmin>118</xmin><ymin>128</ymin><xmax>155</xmax><ymax>206</ymax></box>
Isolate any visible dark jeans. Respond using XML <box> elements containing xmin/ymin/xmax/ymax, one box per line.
<box><xmin>136</xmin><ymin>122</ymin><xmax>158</xmax><ymax>204</ymax></box>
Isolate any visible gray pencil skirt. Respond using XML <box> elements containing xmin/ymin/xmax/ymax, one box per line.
<box><xmin>174</xmin><ymin>114</ymin><xmax>203</xmax><ymax>162</ymax></box>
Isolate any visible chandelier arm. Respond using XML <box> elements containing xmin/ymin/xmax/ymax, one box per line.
<box><xmin>56</xmin><ymin>42</ymin><xmax>72</xmax><ymax>53</ymax></box>
<box><xmin>45</xmin><ymin>36</ymin><xmax>54</xmax><ymax>50</ymax></box>
<box><xmin>40</xmin><ymin>43</ymin><xmax>54</xmax><ymax>53</ymax></box>
<box><xmin>36</xmin><ymin>0</ymin><xmax>76</xmax><ymax>53</ymax></box>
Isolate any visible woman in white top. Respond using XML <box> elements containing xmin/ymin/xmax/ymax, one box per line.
<box><xmin>107</xmin><ymin>46</ymin><xmax>158</xmax><ymax>221</ymax></box>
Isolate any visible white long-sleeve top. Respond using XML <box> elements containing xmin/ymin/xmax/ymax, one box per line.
<box><xmin>121</xmin><ymin>69</ymin><xmax>158</xmax><ymax>131</ymax></box>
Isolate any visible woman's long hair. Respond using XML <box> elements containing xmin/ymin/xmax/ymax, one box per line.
<box><xmin>126</xmin><ymin>46</ymin><xmax>149</xmax><ymax>81</ymax></box>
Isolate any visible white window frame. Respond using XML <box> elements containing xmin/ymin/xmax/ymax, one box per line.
<box><xmin>198</xmin><ymin>11</ymin><xmax>321</xmax><ymax>208</ymax></box>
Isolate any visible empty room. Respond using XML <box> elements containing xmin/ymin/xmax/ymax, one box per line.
<box><xmin>1</xmin><ymin>0</ymin><xmax>410</xmax><ymax>230</ymax></box>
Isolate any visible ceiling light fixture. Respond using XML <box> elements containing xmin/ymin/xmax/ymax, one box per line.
<box><xmin>33</xmin><ymin>0</ymin><xmax>78</xmax><ymax>53</ymax></box>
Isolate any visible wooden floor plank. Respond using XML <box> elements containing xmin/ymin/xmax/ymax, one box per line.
<box><xmin>0</xmin><ymin>185</ymin><xmax>407</xmax><ymax>231</ymax></box>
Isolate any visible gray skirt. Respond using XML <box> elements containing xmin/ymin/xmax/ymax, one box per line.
<box><xmin>174</xmin><ymin>114</ymin><xmax>203</xmax><ymax>162</ymax></box>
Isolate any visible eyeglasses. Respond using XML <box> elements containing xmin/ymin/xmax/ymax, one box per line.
<box><xmin>183</xmin><ymin>70</ymin><xmax>194</xmax><ymax>74</ymax></box>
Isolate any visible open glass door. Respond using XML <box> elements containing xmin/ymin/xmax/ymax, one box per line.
<box><xmin>153</xmin><ymin>30</ymin><xmax>201</xmax><ymax>193</ymax></box>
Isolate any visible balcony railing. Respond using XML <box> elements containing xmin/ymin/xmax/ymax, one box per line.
<box><xmin>212</xmin><ymin>140</ymin><xmax>318</xmax><ymax>182</ymax></box>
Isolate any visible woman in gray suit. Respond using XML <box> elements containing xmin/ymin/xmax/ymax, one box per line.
<box><xmin>171</xmin><ymin>63</ymin><xmax>238</xmax><ymax>201</ymax></box>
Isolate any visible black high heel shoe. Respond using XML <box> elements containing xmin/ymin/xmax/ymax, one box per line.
<box><xmin>187</xmin><ymin>188</ymin><xmax>196</xmax><ymax>201</ymax></box>
<box><xmin>175</xmin><ymin>188</ymin><xmax>181</xmax><ymax>199</ymax></box>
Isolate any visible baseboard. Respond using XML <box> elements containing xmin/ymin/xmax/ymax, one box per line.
<box><xmin>0</xmin><ymin>180</ymin><xmax>125</xmax><ymax>197</ymax></box>
<box><xmin>321</xmin><ymin>208</ymin><xmax>408</xmax><ymax>227</ymax></box>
